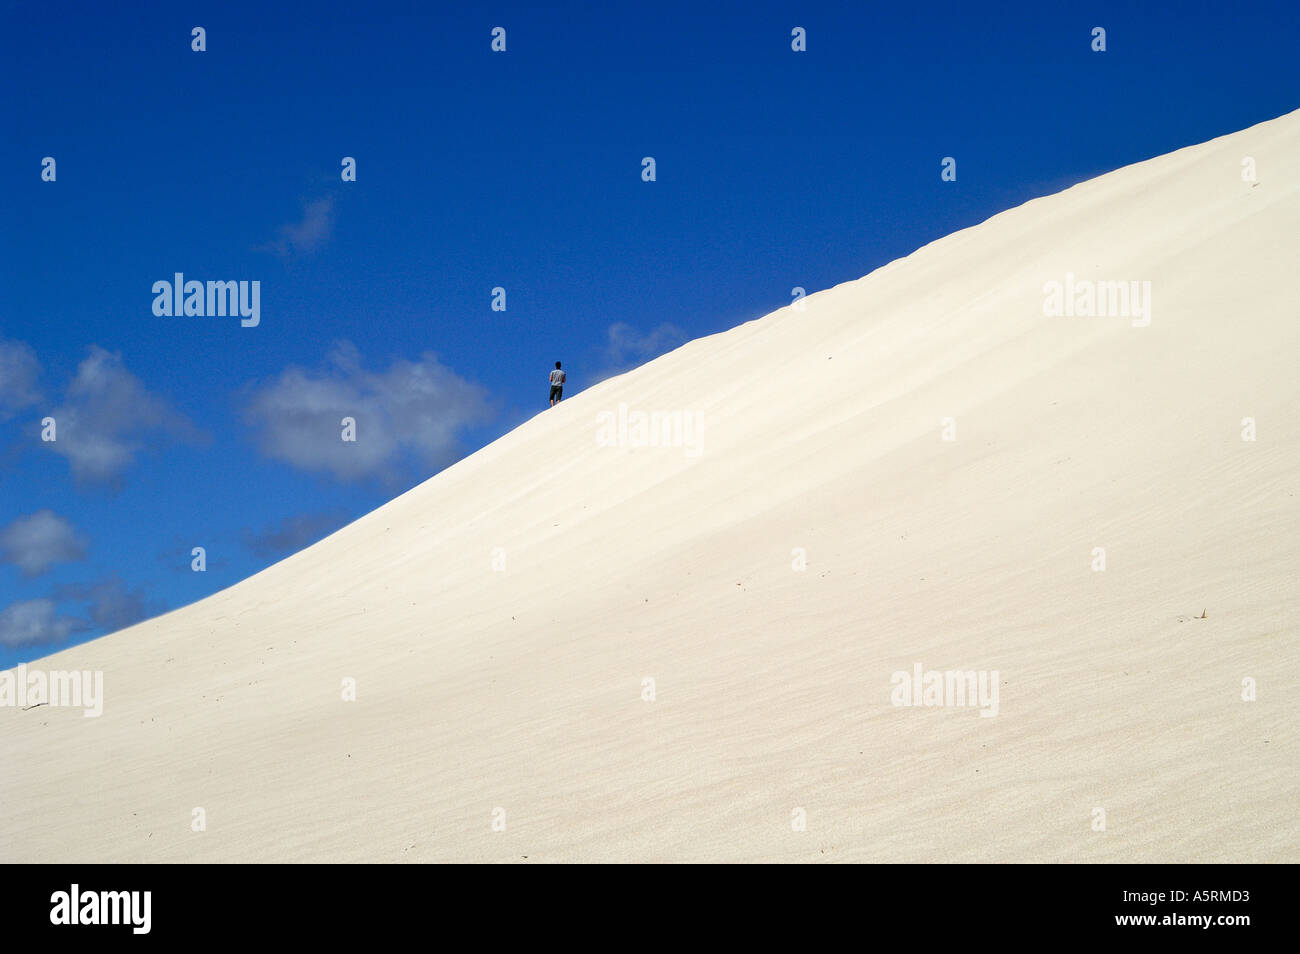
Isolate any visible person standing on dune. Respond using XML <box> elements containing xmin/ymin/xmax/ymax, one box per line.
<box><xmin>549</xmin><ymin>361</ymin><xmax>566</xmax><ymax>407</ymax></box>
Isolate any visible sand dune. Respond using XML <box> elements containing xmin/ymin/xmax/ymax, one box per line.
<box><xmin>4</xmin><ymin>110</ymin><xmax>1298</xmax><ymax>863</ymax></box>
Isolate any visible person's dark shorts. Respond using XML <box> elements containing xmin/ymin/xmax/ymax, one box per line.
<box><xmin>549</xmin><ymin>385</ymin><xmax>563</xmax><ymax>402</ymax></box>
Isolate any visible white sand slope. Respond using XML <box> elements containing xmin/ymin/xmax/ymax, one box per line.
<box><xmin>4</xmin><ymin>111</ymin><xmax>1298</xmax><ymax>863</ymax></box>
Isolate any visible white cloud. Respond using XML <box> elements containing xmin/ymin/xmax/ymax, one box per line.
<box><xmin>55</xmin><ymin>577</ymin><xmax>158</xmax><ymax>632</ymax></box>
<box><xmin>0</xmin><ymin>598</ymin><xmax>82</xmax><ymax>647</ymax></box>
<box><xmin>0</xmin><ymin>338</ymin><xmax>42</xmax><ymax>420</ymax></box>
<box><xmin>242</xmin><ymin>510</ymin><xmax>348</xmax><ymax>559</ymax></box>
<box><xmin>242</xmin><ymin>341</ymin><xmax>494</xmax><ymax>482</ymax></box>
<box><xmin>605</xmin><ymin>321</ymin><xmax>687</xmax><ymax>364</ymax></box>
<box><xmin>589</xmin><ymin>321</ymin><xmax>688</xmax><ymax>384</ymax></box>
<box><xmin>47</xmin><ymin>346</ymin><xmax>203</xmax><ymax>486</ymax></box>
<box><xmin>0</xmin><ymin>510</ymin><xmax>88</xmax><ymax>576</ymax></box>
<box><xmin>0</xmin><ymin>578</ymin><xmax>161</xmax><ymax>648</ymax></box>
<box><xmin>260</xmin><ymin>196</ymin><xmax>335</xmax><ymax>257</ymax></box>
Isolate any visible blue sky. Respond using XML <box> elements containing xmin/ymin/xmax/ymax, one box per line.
<box><xmin>1</xmin><ymin>0</ymin><xmax>1296</xmax><ymax>667</ymax></box>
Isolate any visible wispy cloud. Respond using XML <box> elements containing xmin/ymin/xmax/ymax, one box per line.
<box><xmin>0</xmin><ymin>598</ymin><xmax>82</xmax><ymax>648</ymax></box>
<box><xmin>259</xmin><ymin>196</ymin><xmax>335</xmax><ymax>257</ymax></box>
<box><xmin>46</xmin><ymin>346</ymin><xmax>205</xmax><ymax>487</ymax></box>
<box><xmin>589</xmin><ymin>321</ymin><xmax>688</xmax><ymax>384</ymax></box>
<box><xmin>0</xmin><ymin>338</ymin><xmax>42</xmax><ymax>420</ymax></box>
<box><xmin>242</xmin><ymin>510</ymin><xmax>349</xmax><ymax>559</ymax></box>
<box><xmin>54</xmin><ymin>577</ymin><xmax>159</xmax><ymax>633</ymax></box>
<box><xmin>241</xmin><ymin>341</ymin><xmax>494</xmax><ymax>483</ymax></box>
<box><xmin>0</xmin><ymin>578</ymin><xmax>159</xmax><ymax>648</ymax></box>
<box><xmin>0</xmin><ymin>510</ymin><xmax>88</xmax><ymax>577</ymax></box>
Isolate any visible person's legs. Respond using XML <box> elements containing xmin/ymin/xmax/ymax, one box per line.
<box><xmin>549</xmin><ymin>385</ymin><xmax>562</xmax><ymax>406</ymax></box>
